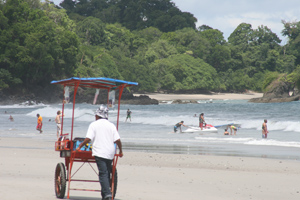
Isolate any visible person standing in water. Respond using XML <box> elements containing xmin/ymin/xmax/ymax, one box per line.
<box><xmin>125</xmin><ymin>109</ymin><xmax>132</xmax><ymax>122</ymax></box>
<box><xmin>262</xmin><ymin>119</ymin><xmax>269</xmax><ymax>138</ymax></box>
<box><xmin>36</xmin><ymin>114</ymin><xmax>43</xmax><ymax>133</ymax></box>
<box><xmin>227</xmin><ymin>124</ymin><xmax>237</xmax><ymax>135</ymax></box>
<box><xmin>199</xmin><ymin>113</ymin><xmax>205</xmax><ymax>130</ymax></box>
<box><xmin>55</xmin><ymin>110</ymin><xmax>64</xmax><ymax>139</ymax></box>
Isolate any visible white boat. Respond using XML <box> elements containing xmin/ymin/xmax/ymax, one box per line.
<box><xmin>183</xmin><ymin>124</ymin><xmax>218</xmax><ymax>133</ymax></box>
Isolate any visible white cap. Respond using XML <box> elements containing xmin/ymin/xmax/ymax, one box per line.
<box><xmin>95</xmin><ymin>105</ymin><xmax>109</xmax><ymax>118</ymax></box>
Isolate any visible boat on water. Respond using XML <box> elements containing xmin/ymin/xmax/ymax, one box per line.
<box><xmin>183</xmin><ymin>124</ymin><xmax>218</xmax><ymax>133</ymax></box>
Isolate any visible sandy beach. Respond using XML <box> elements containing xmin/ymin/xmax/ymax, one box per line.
<box><xmin>134</xmin><ymin>92</ymin><xmax>263</xmax><ymax>101</ymax></box>
<box><xmin>1</xmin><ymin>137</ymin><xmax>299</xmax><ymax>200</ymax></box>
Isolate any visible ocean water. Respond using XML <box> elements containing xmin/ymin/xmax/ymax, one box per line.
<box><xmin>1</xmin><ymin>100</ymin><xmax>300</xmax><ymax>161</ymax></box>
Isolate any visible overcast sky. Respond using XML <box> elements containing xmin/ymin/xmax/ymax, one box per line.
<box><xmin>172</xmin><ymin>0</ymin><xmax>300</xmax><ymax>44</ymax></box>
<box><xmin>52</xmin><ymin>0</ymin><xmax>300</xmax><ymax>44</ymax></box>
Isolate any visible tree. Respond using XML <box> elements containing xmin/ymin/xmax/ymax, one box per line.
<box><xmin>252</xmin><ymin>25</ymin><xmax>281</xmax><ymax>48</ymax></box>
<box><xmin>282</xmin><ymin>20</ymin><xmax>300</xmax><ymax>66</ymax></box>
<box><xmin>76</xmin><ymin>16</ymin><xmax>107</xmax><ymax>46</ymax></box>
<box><xmin>136</xmin><ymin>27</ymin><xmax>162</xmax><ymax>44</ymax></box>
<box><xmin>228</xmin><ymin>23</ymin><xmax>253</xmax><ymax>51</ymax></box>
<box><xmin>207</xmin><ymin>44</ymin><xmax>231</xmax><ymax>72</ymax></box>
<box><xmin>200</xmin><ymin>29</ymin><xmax>230</xmax><ymax>72</ymax></box>
<box><xmin>0</xmin><ymin>0</ymin><xmax>79</xmax><ymax>91</ymax></box>
<box><xmin>60</xmin><ymin>0</ymin><xmax>197</xmax><ymax>32</ymax></box>
<box><xmin>162</xmin><ymin>28</ymin><xmax>211</xmax><ymax>60</ymax></box>
<box><xmin>145</xmin><ymin>39</ymin><xmax>177</xmax><ymax>63</ymax></box>
<box><xmin>282</xmin><ymin>20</ymin><xmax>300</xmax><ymax>41</ymax></box>
<box><xmin>198</xmin><ymin>24</ymin><xmax>213</xmax><ymax>32</ymax></box>
<box><xmin>200</xmin><ymin>29</ymin><xmax>226</xmax><ymax>46</ymax></box>
<box><xmin>150</xmin><ymin>54</ymin><xmax>219</xmax><ymax>91</ymax></box>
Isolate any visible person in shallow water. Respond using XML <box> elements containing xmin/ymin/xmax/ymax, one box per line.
<box><xmin>199</xmin><ymin>113</ymin><xmax>205</xmax><ymax>130</ymax></box>
<box><xmin>36</xmin><ymin>114</ymin><xmax>43</xmax><ymax>133</ymax></box>
<box><xmin>227</xmin><ymin>125</ymin><xmax>237</xmax><ymax>135</ymax></box>
<box><xmin>125</xmin><ymin>109</ymin><xmax>132</xmax><ymax>122</ymax></box>
<box><xmin>262</xmin><ymin>119</ymin><xmax>269</xmax><ymax>138</ymax></box>
<box><xmin>174</xmin><ymin>121</ymin><xmax>187</xmax><ymax>133</ymax></box>
<box><xmin>224</xmin><ymin>129</ymin><xmax>229</xmax><ymax>135</ymax></box>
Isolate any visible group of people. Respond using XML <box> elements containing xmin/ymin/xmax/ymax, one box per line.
<box><xmin>8</xmin><ymin>112</ymin><xmax>45</xmax><ymax>134</ymax></box>
<box><xmin>174</xmin><ymin>112</ymin><xmax>269</xmax><ymax>138</ymax></box>
<box><xmin>224</xmin><ymin>125</ymin><xmax>238</xmax><ymax>135</ymax></box>
<box><xmin>174</xmin><ymin>112</ymin><xmax>206</xmax><ymax>133</ymax></box>
<box><xmin>35</xmin><ymin>108</ymin><xmax>133</xmax><ymax>136</ymax></box>
<box><xmin>41</xmin><ymin>106</ymin><xmax>269</xmax><ymax>200</ymax></box>
<box><xmin>34</xmin><ymin>110</ymin><xmax>63</xmax><ymax>137</ymax></box>
<box><xmin>8</xmin><ymin>112</ymin><xmax>43</xmax><ymax>134</ymax></box>
<box><xmin>224</xmin><ymin>120</ymin><xmax>268</xmax><ymax>138</ymax></box>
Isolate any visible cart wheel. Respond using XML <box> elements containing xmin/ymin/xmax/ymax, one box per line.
<box><xmin>55</xmin><ymin>162</ymin><xmax>66</xmax><ymax>199</ymax></box>
<box><xmin>110</xmin><ymin>168</ymin><xmax>118</xmax><ymax>198</ymax></box>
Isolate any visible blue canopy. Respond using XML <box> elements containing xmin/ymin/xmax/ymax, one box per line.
<box><xmin>51</xmin><ymin>77</ymin><xmax>138</xmax><ymax>90</ymax></box>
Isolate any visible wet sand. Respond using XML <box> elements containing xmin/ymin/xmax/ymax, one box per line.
<box><xmin>1</xmin><ymin>137</ymin><xmax>299</xmax><ymax>200</ymax></box>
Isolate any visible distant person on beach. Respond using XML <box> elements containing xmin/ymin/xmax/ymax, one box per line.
<box><xmin>262</xmin><ymin>119</ymin><xmax>269</xmax><ymax>138</ymax></box>
<box><xmin>9</xmin><ymin>115</ymin><xmax>14</xmax><ymax>121</ymax></box>
<box><xmin>227</xmin><ymin>125</ymin><xmax>237</xmax><ymax>135</ymax></box>
<box><xmin>75</xmin><ymin>105</ymin><xmax>123</xmax><ymax>200</ymax></box>
<box><xmin>125</xmin><ymin>109</ymin><xmax>132</xmax><ymax>122</ymax></box>
<box><xmin>55</xmin><ymin>110</ymin><xmax>63</xmax><ymax>139</ymax></box>
<box><xmin>174</xmin><ymin>121</ymin><xmax>187</xmax><ymax>133</ymax></box>
<box><xmin>199</xmin><ymin>113</ymin><xmax>205</xmax><ymax>130</ymax></box>
<box><xmin>36</xmin><ymin>114</ymin><xmax>43</xmax><ymax>133</ymax></box>
<box><xmin>224</xmin><ymin>129</ymin><xmax>229</xmax><ymax>135</ymax></box>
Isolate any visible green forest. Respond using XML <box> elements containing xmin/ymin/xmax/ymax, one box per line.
<box><xmin>1</xmin><ymin>0</ymin><xmax>300</xmax><ymax>95</ymax></box>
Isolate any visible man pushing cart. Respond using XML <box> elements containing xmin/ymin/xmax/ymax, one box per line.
<box><xmin>52</xmin><ymin>77</ymin><xmax>138</xmax><ymax>199</ymax></box>
<box><xmin>75</xmin><ymin>105</ymin><xmax>123</xmax><ymax>200</ymax></box>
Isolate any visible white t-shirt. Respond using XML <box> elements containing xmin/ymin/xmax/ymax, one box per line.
<box><xmin>86</xmin><ymin>119</ymin><xmax>120</xmax><ymax>160</ymax></box>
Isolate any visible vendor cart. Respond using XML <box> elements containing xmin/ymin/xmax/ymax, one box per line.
<box><xmin>51</xmin><ymin>77</ymin><xmax>138</xmax><ymax>199</ymax></box>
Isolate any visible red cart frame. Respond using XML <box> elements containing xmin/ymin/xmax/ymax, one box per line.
<box><xmin>51</xmin><ymin>77</ymin><xmax>138</xmax><ymax>199</ymax></box>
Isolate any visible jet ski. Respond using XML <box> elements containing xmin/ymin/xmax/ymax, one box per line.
<box><xmin>183</xmin><ymin>124</ymin><xmax>218</xmax><ymax>133</ymax></box>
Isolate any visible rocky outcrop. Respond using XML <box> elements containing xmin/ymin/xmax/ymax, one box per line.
<box><xmin>262</xmin><ymin>81</ymin><xmax>290</xmax><ymax>98</ymax></box>
<box><xmin>249</xmin><ymin>78</ymin><xmax>299</xmax><ymax>103</ymax></box>
<box><xmin>120</xmin><ymin>95</ymin><xmax>159</xmax><ymax>105</ymax></box>
<box><xmin>249</xmin><ymin>95</ymin><xmax>300</xmax><ymax>103</ymax></box>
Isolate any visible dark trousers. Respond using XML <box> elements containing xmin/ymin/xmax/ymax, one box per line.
<box><xmin>95</xmin><ymin>156</ymin><xmax>113</xmax><ymax>199</ymax></box>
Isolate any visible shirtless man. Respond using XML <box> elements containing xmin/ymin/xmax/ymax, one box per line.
<box><xmin>55</xmin><ymin>110</ymin><xmax>63</xmax><ymax>139</ymax></box>
<box><xmin>174</xmin><ymin>121</ymin><xmax>187</xmax><ymax>133</ymax></box>
<box><xmin>262</xmin><ymin>119</ymin><xmax>269</xmax><ymax>138</ymax></box>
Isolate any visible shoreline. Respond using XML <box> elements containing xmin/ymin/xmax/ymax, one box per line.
<box><xmin>134</xmin><ymin>92</ymin><xmax>263</xmax><ymax>101</ymax></box>
<box><xmin>1</xmin><ymin>137</ymin><xmax>299</xmax><ymax>200</ymax></box>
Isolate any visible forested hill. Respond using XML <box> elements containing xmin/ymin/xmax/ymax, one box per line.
<box><xmin>60</xmin><ymin>0</ymin><xmax>197</xmax><ymax>32</ymax></box>
<box><xmin>1</xmin><ymin>0</ymin><xmax>300</xmax><ymax>102</ymax></box>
